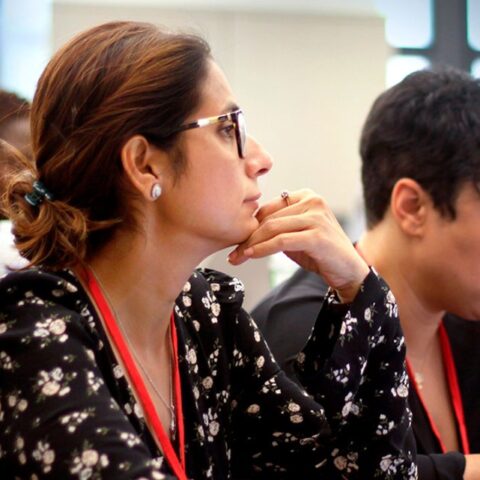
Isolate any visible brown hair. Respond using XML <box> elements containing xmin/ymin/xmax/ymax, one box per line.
<box><xmin>0</xmin><ymin>89</ymin><xmax>30</xmax><ymax>138</ymax></box>
<box><xmin>2</xmin><ymin>21</ymin><xmax>211</xmax><ymax>269</ymax></box>
<box><xmin>0</xmin><ymin>90</ymin><xmax>31</xmax><ymax>220</ymax></box>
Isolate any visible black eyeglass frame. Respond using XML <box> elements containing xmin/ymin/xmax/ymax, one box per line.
<box><xmin>171</xmin><ymin>109</ymin><xmax>246</xmax><ymax>158</ymax></box>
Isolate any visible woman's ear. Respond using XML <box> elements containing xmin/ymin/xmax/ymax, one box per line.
<box><xmin>120</xmin><ymin>135</ymin><xmax>164</xmax><ymax>201</ymax></box>
<box><xmin>390</xmin><ymin>178</ymin><xmax>431</xmax><ymax>237</ymax></box>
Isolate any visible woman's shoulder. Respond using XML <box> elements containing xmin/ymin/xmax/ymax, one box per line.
<box><xmin>188</xmin><ymin>268</ymin><xmax>245</xmax><ymax>305</ymax></box>
<box><xmin>0</xmin><ymin>267</ymin><xmax>84</xmax><ymax>313</ymax></box>
<box><xmin>175</xmin><ymin>268</ymin><xmax>246</xmax><ymax>326</ymax></box>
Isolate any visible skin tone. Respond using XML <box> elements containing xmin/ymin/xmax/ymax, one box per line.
<box><xmin>87</xmin><ymin>59</ymin><xmax>369</xmax><ymax>438</ymax></box>
<box><xmin>1</xmin><ymin>117</ymin><xmax>31</xmax><ymax>159</ymax></box>
<box><xmin>230</xmin><ymin>189</ymin><xmax>369</xmax><ymax>303</ymax></box>
<box><xmin>357</xmin><ymin>178</ymin><xmax>480</xmax><ymax>479</ymax></box>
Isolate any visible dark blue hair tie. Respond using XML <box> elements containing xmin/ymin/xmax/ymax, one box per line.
<box><xmin>24</xmin><ymin>181</ymin><xmax>54</xmax><ymax>207</ymax></box>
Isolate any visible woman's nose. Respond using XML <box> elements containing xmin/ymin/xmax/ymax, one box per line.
<box><xmin>245</xmin><ymin>136</ymin><xmax>273</xmax><ymax>177</ymax></box>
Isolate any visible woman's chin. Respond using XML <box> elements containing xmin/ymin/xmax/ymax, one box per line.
<box><xmin>219</xmin><ymin>218</ymin><xmax>259</xmax><ymax>250</ymax></box>
<box><xmin>240</xmin><ymin>217</ymin><xmax>260</xmax><ymax>240</ymax></box>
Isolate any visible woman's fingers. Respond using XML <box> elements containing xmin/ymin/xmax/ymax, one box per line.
<box><xmin>250</xmin><ymin>213</ymin><xmax>314</xmax><ymax>245</ymax></box>
<box><xmin>229</xmin><ymin>229</ymin><xmax>311</xmax><ymax>265</ymax></box>
<box><xmin>228</xmin><ymin>207</ymin><xmax>326</xmax><ymax>265</ymax></box>
<box><xmin>228</xmin><ymin>188</ymin><xmax>370</xmax><ymax>301</ymax></box>
<box><xmin>229</xmin><ymin>210</ymin><xmax>338</xmax><ymax>267</ymax></box>
<box><xmin>228</xmin><ymin>190</ymin><xmax>335</xmax><ymax>264</ymax></box>
<box><xmin>255</xmin><ymin>188</ymin><xmax>314</xmax><ymax>223</ymax></box>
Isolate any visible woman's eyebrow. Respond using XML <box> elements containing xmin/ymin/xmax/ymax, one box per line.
<box><xmin>221</xmin><ymin>101</ymin><xmax>240</xmax><ymax>114</ymax></box>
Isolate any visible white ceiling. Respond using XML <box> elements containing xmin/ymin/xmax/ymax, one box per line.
<box><xmin>55</xmin><ymin>0</ymin><xmax>381</xmax><ymax>16</ymax></box>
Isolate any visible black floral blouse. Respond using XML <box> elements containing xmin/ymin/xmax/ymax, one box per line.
<box><xmin>0</xmin><ymin>267</ymin><xmax>416</xmax><ymax>479</ymax></box>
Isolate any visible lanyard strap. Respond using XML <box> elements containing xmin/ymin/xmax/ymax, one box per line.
<box><xmin>438</xmin><ymin>322</ymin><xmax>470</xmax><ymax>454</ymax></box>
<box><xmin>171</xmin><ymin>311</ymin><xmax>186</xmax><ymax>467</ymax></box>
<box><xmin>354</xmin><ymin>243</ymin><xmax>470</xmax><ymax>453</ymax></box>
<box><xmin>407</xmin><ymin>322</ymin><xmax>470</xmax><ymax>454</ymax></box>
<box><xmin>84</xmin><ymin>267</ymin><xmax>187</xmax><ymax>479</ymax></box>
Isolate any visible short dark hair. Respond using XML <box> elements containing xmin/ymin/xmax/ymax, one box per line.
<box><xmin>361</xmin><ymin>67</ymin><xmax>480</xmax><ymax>228</ymax></box>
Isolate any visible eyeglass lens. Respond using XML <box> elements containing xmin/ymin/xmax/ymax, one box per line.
<box><xmin>236</xmin><ymin>111</ymin><xmax>246</xmax><ymax>158</ymax></box>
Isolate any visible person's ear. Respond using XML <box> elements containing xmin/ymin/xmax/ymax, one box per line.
<box><xmin>390</xmin><ymin>178</ymin><xmax>431</xmax><ymax>237</ymax></box>
<box><xmin>120</xmin><ymin>135</ymin><xmax>165</xmax><ymax>201</ymax></box>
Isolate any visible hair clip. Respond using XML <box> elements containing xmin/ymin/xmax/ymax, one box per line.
<box><xmin>24</xmin><ymin>181</ymin><xmax>54</xmax><ymax>207</ymax></box>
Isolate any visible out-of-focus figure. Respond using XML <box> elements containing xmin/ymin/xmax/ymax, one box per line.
<box><xmin>0</xmin><ymin>89</ymin><xmax>31</xmax><ymax>274</ymax></box>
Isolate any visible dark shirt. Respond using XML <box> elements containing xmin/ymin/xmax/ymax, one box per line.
<box><xmin>0</xmin><ymin>267</ymin><xmax>416</xmax><ymax>479</ymax></box>
<box><xmin>252</xmin><ymin>267</ymin><xmax>480</xmax><ymax>480</ymax></box>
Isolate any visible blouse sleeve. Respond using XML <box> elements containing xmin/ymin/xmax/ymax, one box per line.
<box><xmin>417</xmin><ymin>452</ymin><xmax>466</xmax><ymax>480</ymax></box>
<box><xmin>0</xmin><ymin>272</ymin><xmax>175</xmax><ymax>479</ymax></box>
<box><xmin>227</xmin><ymin>268</ymin><xmax>417</xmax><ymax>479</ymax></box>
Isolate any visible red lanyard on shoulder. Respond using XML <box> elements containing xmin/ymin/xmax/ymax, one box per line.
<box><xmin>439</xmin><ymin>322</ymin><xmax>470</xmax><ymax>453</ymax></box>
<box><xmin>83</xmin><ymin>267</ymin><xmax>187</xmax><ymax>479</ymax></box>
<box><xmin>406</xmin><ymin>322</ymin><xmax>470</xmax><ymax>454</ymax></box>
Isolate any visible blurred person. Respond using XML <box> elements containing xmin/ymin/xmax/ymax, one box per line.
<box><xmin>0</xmin><ymin>89</ymin><xmax>31</xmax><ymax>160</ymax></box>
<box><xmin>0</xmin><ymin>89</ymin><xmax>31</xmax><ymax>274</ymax></box>
<box><xmin>0</xmin><ymin>21</ymin><xmax>416</xmax><ymax>479</ymax></box>
<box><xmin>253</xmin><ymin>68</ymin><xmax>480</xmax><ymax>480</ymax></box>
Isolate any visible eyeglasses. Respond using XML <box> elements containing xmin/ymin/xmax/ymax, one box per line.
<box><xmin>172</xmin><ymin>109</ymin><xmax>246</xmax><ymax>158</ymax></box>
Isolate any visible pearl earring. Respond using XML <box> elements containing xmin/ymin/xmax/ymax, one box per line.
<box><xmin>151</xmin><ymin>183</ymin><xmax>162</xmax><ymax>200</ymax></box>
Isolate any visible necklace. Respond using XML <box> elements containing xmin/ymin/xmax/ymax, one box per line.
<box><xmin>125</xmin><ymin>328</ymin><xmax>176</xmax><ymax>440</ymax></box>
<box><xmin>89</xmin><ymin>267</ymin><xmax>176</xmax><ymax>439</ymax></box>
<box><xmin>411</xmin><ymin>334</ymin><xmax>437</xmax><ymax>390</ymax></box>
<box><xmin>414</xmin><ymin>370</ymin><xmax>426</xmax><ymax>390</ymax></box>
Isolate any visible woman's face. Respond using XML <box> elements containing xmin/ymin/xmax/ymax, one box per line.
<box><xmin>158</xmin><ymin>60</ymin><xmax>273</xmax><ymax>250</ymax></box>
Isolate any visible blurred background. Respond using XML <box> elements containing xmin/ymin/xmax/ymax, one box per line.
<box><xmin>1</xmin><ymin>0</ymin><xmax>479</xmax><ymax>308</ymax></box>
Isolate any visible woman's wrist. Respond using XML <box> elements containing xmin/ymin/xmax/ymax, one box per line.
<box><xmin>334</xmin><ymin>263</ymin><xmax>370</xmax><ymax>304</ymax></box>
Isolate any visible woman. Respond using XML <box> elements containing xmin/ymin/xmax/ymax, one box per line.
<box><xmin>0</xmin><ymin>21</ymin><xmax>416</xmax><ymax>479</ymax></box>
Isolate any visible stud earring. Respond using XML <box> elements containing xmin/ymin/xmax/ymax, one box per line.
<box><xmin>151</xmin><ymin>183</ymin><xmax>162</xmax><ymax>200</ymax></box>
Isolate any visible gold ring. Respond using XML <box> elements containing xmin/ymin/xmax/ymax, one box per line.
<box><xmin>280</xmin><ymin>190</ymin><xmax>290</xmax><ymax>206</ymax></box>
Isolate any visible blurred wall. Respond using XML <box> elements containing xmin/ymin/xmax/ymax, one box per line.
<box><xmin>53</xmin><ymin>2</ymin><xmax>389</xmax><ymax>309</ymax></box>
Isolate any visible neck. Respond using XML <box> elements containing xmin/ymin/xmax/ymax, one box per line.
<box><xmin>86</xmin><ymin>226</ymin><xmax>213</xmax><ymax>353</ymax></box>
<box><xmin>357</xmin><ymin>222</ymin><xmax>443</xmax><ymax>356</ymax></box>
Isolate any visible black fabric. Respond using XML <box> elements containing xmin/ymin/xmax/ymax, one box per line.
<box><xmin>252</xmin><ymin>267</ymin><xmax>479</xmax><ymax>480</ymax></box>
<box><xmin>0</xmin><ymin>267</ymin><xmax>416</xmax><ymax>479</ymax></box>
<box><xmin>443</xmin><ymin>315</ymin><xmax>480</xmax><ymax>453</ymax></box>
<box><xmin>417</xmin><ymin>453</ymin><xmax>466</xmax><ymax>480</ymax></box>
<box><xmin>251</xmin><ymin>268</ymin><xmax>330</xmax><ymax>382</ymax></box>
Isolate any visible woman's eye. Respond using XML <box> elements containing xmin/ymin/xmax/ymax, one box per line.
<box><xmin>220</xmin><ymin>124</ymin><xmax>235</xmax><ymax>138</ymax></box>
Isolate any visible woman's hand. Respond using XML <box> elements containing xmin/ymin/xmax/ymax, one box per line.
<box><xmin>228</xmin><ymin>189</ymin><xmax>369</xmax><ymax>303</ymax></box>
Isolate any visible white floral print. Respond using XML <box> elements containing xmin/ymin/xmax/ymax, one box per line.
<box><xmin>60</xmin><ymin>409</ymin><xmax>94</xmax><ymax>433</ymax></box>
<box><xmin>36</xmin><ymin>367</ymin><xmax>76</xmax><ymax>398</ymax></box>
<box><xmin>0</xmin><ymin>267</ymin><xmax>416</xmax><ymax>479</ymax></box>
<box><xmin>32</xmin><ymin>441</ymin><xmax>55</xmax><ymax>474</ymax></box>
<box><xmin>69</xmin><ymin>442</ymin><xmax>109</xmax><ymax>479</ymax></box>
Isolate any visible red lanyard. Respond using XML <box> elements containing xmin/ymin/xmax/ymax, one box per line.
<box><xmin>406</xmin><ymin>322</ymin><xmax>470</xmax><ymax>454</ymax></box>
<box><xmin>354</xmin><ymin>244</ymin><xmax>470</xmax><ymax>453</ymax></box>
<box><xmin>83</xmin><ymin>267</ymin><xmax>187</xmax><ymax>479</ymax></box>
